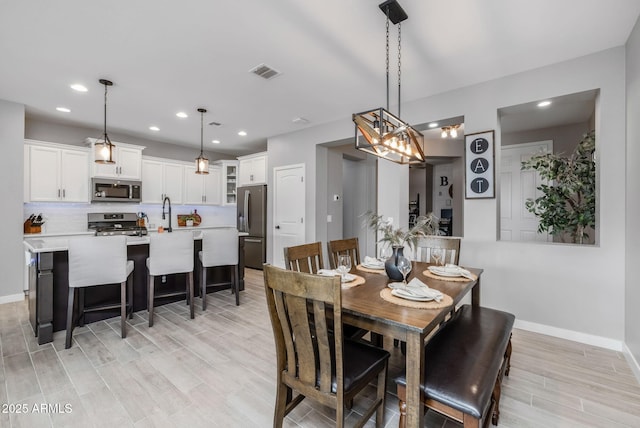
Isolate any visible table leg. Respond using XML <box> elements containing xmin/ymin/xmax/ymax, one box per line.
<box><xmin>472</xmin><ymin>275</ymin><xmax>481</xmax><ymax>307</ymax></box>
<box><xmin>405</xmin><ymin>330</ymin><xmax>425</xmax><ymax>428</ymax></box>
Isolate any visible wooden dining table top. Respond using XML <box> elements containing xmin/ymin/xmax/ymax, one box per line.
<box><xmin>341</xmin><ymin>262</ymin><xmax>483</xmax><ymax>338</ymax></box>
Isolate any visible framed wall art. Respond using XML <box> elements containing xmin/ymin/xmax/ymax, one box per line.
<box><xmin>465</xmin><ymin>130</ymin><xmax>495</xmax><ymax>199</ymax></box>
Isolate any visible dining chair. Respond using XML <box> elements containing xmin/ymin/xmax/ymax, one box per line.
<box><xmin>327</xmin><ymin>237</ymin><xmax>361</xmax><ymax>270</ymax></box>
<box><xmin>283</xmin><ymin>241</ymin><xmax>324</xmax><ymax>273</ymax></box>
<box><xmin>147</xmin><ymin>231</ymin><xmax>194</xmax><ymax>327</ymax></box>
<box><xmin>415</xmin><ymin>235</ymin><xmax>461</xmax><ymax>265</ymax></box>
<box><xmin>199</xmin><ymin>228</ymin><xmax>239</xmax><ymax>310</ymax></box>
<box><xmin>66</xmin><ymin>235</ymin><xmax>134</xmax><ymax>349</ymax></box>
<box><xmin>263</xmin><ymin>265</ymin><xmax>389</xmax><ymax>428</ymax></box>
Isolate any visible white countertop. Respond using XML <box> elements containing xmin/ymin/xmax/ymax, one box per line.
<box><xmin>24</xmin><ymin>226</ymin><xmax>248</xmax><ymax>253</ymax></box>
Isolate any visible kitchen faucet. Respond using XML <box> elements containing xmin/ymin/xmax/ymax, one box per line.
<box><xmin>162</xmin><ymin>196</ymin><xmax>172</xmax><ymax>232</ymax></box>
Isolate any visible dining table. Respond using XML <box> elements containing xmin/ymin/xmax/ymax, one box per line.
<box><xmin>341</xmin><ymin>261</ymin><xmax>482</xmax><ymax>428</ymax></box>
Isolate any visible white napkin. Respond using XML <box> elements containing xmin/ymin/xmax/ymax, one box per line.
<box><xmin>317</xmin><ymin>269</ymin><xmax>339</xmax><ymax>277</ymax></box>
<box><xmin>363</xmin><ymin>256</ymin><xmax>384</xmax><ymax>268</ymax></box>
<box><xmin>389</xmin><ymin>278</ymin><xmax>443</xmax><ymax>301</ymax></box>
<box><xmin>430</xmin><ymin>264</ymin><xmax>474</xmax><ymax>279</ymax></box>
<box><xmin>317</xmin><ymin>269</ymin><xmax>355</xmax><ymax>282</ymax></box>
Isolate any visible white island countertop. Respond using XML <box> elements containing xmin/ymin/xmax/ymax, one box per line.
<box><xmin>24</xmin><ymin>227</ymin><xmax>248</xmax><ymax>253</ymax></box>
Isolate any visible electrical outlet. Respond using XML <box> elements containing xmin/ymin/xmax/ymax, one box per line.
<box><xmin>161</xmin><ymin>275</ymin><xmax>167</xmax><ymax>283</ymax></box>
<box><xmin>327</xmin><ymin>215</ymin><xmax>332</xmax><ymax>222</ymax></box>
<box><xmin>333</xmin><ymin>194</ymin><xmax>340</xmax><ymax>201</ymax></box>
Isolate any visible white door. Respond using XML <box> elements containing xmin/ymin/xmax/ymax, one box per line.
<box><xmin>29</xmin><ymin>145</ymin><xmax>61</xmax><ymax>201</ymax></box>
<box><xmin>500</xmin><ymin>141</ymin><xmax>553</xmax><ymax>241</ymax></box>
<box><xmin>203</xmin><ymin>166</ymin><xmax>221</xmax><ymax>205</ymax></box>
<box><xmin>273</xmin><ymin>164</ymin><xmax>305</xmax><ymax>267</ymax></box>
<box><xmin>116</xmin><ymin>146</ymin><xmax>142</xmax><ymax>179</ymax></box>
<box><xmin>183</xmin><ymin>166</ymin><xmax>205</xmax><ymax>204</ymax></box>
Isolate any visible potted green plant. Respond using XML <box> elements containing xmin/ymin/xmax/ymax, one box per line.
<box><xmin>520</xmin><ymin>131</ymin><xmax>596</xmax><ymax>244</ymax></box>
<box><xmin>363</xmin><ymin>211</ymin><xmax>439</xmax><ymax>280</ymax></box>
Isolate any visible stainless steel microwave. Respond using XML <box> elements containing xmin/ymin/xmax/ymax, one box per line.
<box><xmin>91</xmin><ymin>178</ymin><xmax>142</xmax><ymax>203</ymax></box>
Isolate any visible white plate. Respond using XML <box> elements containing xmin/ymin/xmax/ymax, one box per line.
<box><xmin>391</xmin><ymin>289</ymin><xmax>435</xmax><ymax>301</ymax></box>
<box><xmin>428</xmin><ymin>266</ymin><xmax>462</xmax><ymax>277</ymax></box>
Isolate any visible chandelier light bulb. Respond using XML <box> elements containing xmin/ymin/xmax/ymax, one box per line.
<box><xmin>450</xmin><ymin>128</ymin><xmax>458</xmax><ymax>138</ymax></box>
<box><xmin>441</xmin><ymin>129</ymin><xmax>448</xmax><ymax>138</ymax></box>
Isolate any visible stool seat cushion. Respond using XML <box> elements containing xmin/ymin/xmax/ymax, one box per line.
<box><xmin>395</xmin><ymin>305</ymin><xmax>515</xmax><ymax>419</ymax></box>
<box><xmin>68</xmin><ymin>236</ymin><xmax>130</xmax><ymax>288</ymax></box>
<box><xmin>147</xmin><ymin>232</ymin><xmax>194</xmax><ymax>276</ymax></box>
<box><xmin>200</xmin><ymin>228</ymin><xmax>238</xmax><ymax>268</ymax></box>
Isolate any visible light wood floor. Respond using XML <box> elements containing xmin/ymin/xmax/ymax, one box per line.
<box><xmin>1</xmin><ymin>268</ymin><xmax>639</xmax><ymax>427</ymax></box>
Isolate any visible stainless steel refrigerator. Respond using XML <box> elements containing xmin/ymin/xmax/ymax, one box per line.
<box><xmin>237</xmin><ymin>184</ymin><xmax>267</xmax><ymax>269</ymax></box>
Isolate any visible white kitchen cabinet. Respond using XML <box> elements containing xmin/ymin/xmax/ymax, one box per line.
<box><xmin>86</xmin><ymin>138</ymin><xmax>144</xmax><ymax>179</ymax></box>
<box><xmin>184</xmin><ymin>165</ymin><xmax>221</xmax><ymax>205</ymax></box>
<box><xmin>237</xmin><ymin>152</ymin><xmax>267</xmax><ymax>186</ymax></box>
<box><xmin>214</xmin><ymin>160</ymin><xmax>238</xmax><ymax>205</ymax></box>
<box><xmin>26</xmin><ymin>141</ymin><xmax>89</xmax><ymax>203</ymax></box>
<box><xmin>141</xmin><ymin>158</ymin><xmax>184</xmax><ymax>204</ymax></box>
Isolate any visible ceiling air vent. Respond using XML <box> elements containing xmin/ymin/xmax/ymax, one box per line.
<box><xmin>249</xmin><ymin>63</ymin><xmax>281</xmax><ymax>80</ymax></box>
<box><xmin>208</xmin><ymin>121</ymin><xmax>221</xmax><ymax>127</ymax></box>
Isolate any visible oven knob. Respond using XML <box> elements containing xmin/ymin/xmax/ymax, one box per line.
<box><xmin>109</xmin><ymin>232</ymin><xmax>114</xmax><ymax>235</ymax></box>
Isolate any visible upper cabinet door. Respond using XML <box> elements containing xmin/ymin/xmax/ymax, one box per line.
<box><xmin>59</xmin><ymin>149</ymin><xmax>89</xmax><ymax>202</ymax></box>
<box><xmin>29</xmin><ymin>145</ymin><xmax>61</xmax><ymax>201</ymax></box>
<box><xmin>141</xmin><ymin>159</ymin><xmax>164</xmax><ymax>203</ymax></box>
<box><xmin>163</xmin><ymin>162</ymin><xmax>184</xmax><ymax>204</ymax></box>
<box><xmin>183</xmin><ymin>165</ymin><xmax>205</xmax><ymax>204</ymax></box>
<box><xmin>237</xmin><ymin>152</ymin><xmax>267</xmax><ymax>186</ymax></box>
<box><xmin>203</xmin><ymin>166</ymin><xmax>221</xmax><ymax>205</ymax></box>
<box><xmin>116</xmin><ymin>146</ymin><xmax>142</xmax><ymax>179</ymax></box>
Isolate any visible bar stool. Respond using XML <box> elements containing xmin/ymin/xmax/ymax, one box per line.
<box><xmin>147</xmin><ymin>231</ymin><xmax>194</xmax><ymax>327</ymax></box>
<box><xmin>66</xmin><ymin>235</ymin><xmax>134</xmax><ymax>349</ymax></box>
<box><xmin>199</xmin><ymin>228</ymin><xmax>240</xmax><ymax>310</ymax></box>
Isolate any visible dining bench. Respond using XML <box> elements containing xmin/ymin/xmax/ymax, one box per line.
<box><xmin>395</xmin><ymin>304</ymin><xmax>515</xmax><ymax>428</ymax></box>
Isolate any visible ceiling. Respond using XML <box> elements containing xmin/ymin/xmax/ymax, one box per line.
<box><xmin>1</xmin><ymin>1</ymin><xmax>638</xmax><ymax>157</ymax></box>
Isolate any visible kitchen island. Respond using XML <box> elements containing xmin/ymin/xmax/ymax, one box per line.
<box><xmin>24</xmin><ymin>229</ymin><xmax>246</xmax><ymax>345</ymax></box>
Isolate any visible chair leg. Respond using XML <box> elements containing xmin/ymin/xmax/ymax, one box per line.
<box><xmin>234</xmin><ymin>265</ymin><xmax>240</xmax><ymax>306</ymax></box>
<box><xmin>375</xmin><ymin>362</ymin><xmax>388</xmax><ymax>428</ymax></box>
<box><xmin>65</xmin><ymin>287</ymin><xmax>75</xmax><ymax>349</ymax></box>
<box><xmin>78</xmin><ymin>288</ymin><xmax>85</xmax><ymax>327</ymax></box>
<box><xmin>120</xmin><ymin>280</ymin><xmax>127</xmax><ymax>339</ymax></box>
<box><xmin>505</xmin><ymin>336</ymin><xmax>513</xmax><ymax>376</ymax></box>
<box><xmin>128</xmin><ymin>273</ymin><xmax>134</xmax><ymax>319</ymax></box>
<box><xmin>188</xmin><ymin>271</ymin><xmax>195</xmax><ymax>319</ymax></box>
<box><xmin>273</xmin><ymin>381</ymin><xmax>288</xmax><ymax>428</ymax></box>
<box><xmin>201</xmin><ymin>266</ymin><xmax>207</xmax><ymax>311</ymax></box>
<box><xmin>148</xmin><ymin>273</ymin><xmax>155</xmax><ymax>327</ymax></box>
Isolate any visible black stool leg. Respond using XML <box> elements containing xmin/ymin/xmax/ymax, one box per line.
<box><xmin>65</xmin><ymin>288</ymin><xmax>75</xmax><ymax>349</ymax></box>
<box><xmin>188</xmin><ymin>271</ymin><xmax>195</xmax><ymax>319</ymax></box>
<box><xmin>148</xmin><ymin>274</ymin><xmax>155</xmax><ymax>327</ymax></box>
<box><xmin>120</xmin><ymin>280</ymin><xmax>127</xmax><ymax>339</ymax></box>
<box><xmin>234</xmin><ymin>265</ymin><xmax>239</xmax><ymax>306</ymax></box>
<box><xmin>202</xmin><ymin>265</ymin><xmax>208</xmax><ymax>311</ymax></box>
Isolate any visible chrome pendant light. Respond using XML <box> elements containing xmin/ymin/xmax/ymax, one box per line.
<box><xmin>353</xmin><ymin>0</ymin><xmax>425</xmax><ymax>165</ymax></box>
<box><xmin>195</xmin><ymin>108</ymin><xmax>209</xmax><ymax>174</ymax></box>
<box><xmin>94</xmin><ymin>79</ymin><xmax>116</xmax><ymax>164</ymax></box>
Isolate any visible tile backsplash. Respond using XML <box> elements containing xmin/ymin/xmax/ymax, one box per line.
<box><xmin>23</xmin><ymin>202</ymin><xmax>237</xmax><ymax>235</ymax></box>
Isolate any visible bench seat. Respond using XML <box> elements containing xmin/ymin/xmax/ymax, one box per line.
<box><xmin>396</xmin><ymin>304</ymin><xmax>515</xmax><ymax>428</ymax></box>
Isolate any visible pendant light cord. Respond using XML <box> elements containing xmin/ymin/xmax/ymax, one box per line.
<box><xmin>200</xmin><ymin>110</ymin><xmax>204</xmax><ymax>156</ymax></box>
<box><xmin>103</xmin><ymin>83</ymin><xmax>109</xmax><ymax>143</ymax></box>
<box><xmin>385</xmin><ymin>8</ymin><xmax>390</xmax><ymax>111</ymax></box>
<box><xmin>398</xmin><ymin>22</ymin><xmax>402</xmax><ymax>118</ymax></box>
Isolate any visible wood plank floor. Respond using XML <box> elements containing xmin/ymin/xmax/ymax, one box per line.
<box><xmin>1</xmin><ymin>268</ymin><xmax>639</xmax><ymax>427</ymax></box>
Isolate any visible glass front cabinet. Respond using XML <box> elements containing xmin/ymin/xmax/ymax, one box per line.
<box><xmin>216</xmin><ymin>160</ymin><xmax>238</xmax><ymax>205</ymax></box>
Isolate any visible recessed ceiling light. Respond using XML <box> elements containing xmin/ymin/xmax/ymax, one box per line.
<box><xmin>238</xmin><ymin>130</ymin><xmax>247</xmax><ymax>136</ymax></box>
<box><xmin>211</xmin><ymin>139</ymin><xmax>221</xmax><ymax>144</ymax></box>
<box><xmin>428</xmin><ymin>122</ymin><xmax>438</xmax><ymax>128</ymax></box>
<box><xmin>149</xmin><ymin>126</ymin><xmax>160</xmax><ymax>131</ymax></box>
<box><xmin>70</xmin><ymin>84</ymin><xmax>88</xmax><ymax>92</ymax></box>
<box><xmin>176</xmin><ymin>112</ymin><xmax>188</xmax><ymax>118</ymax></box>
<box><xmin>56</xmin><ymin>107</ymin><xmax>71</xmax><ymax>113</ymax></box>
<box><xmin>537</xmin><ymin>100</ymin><xmax>552</xmax><ymax>107</ymax></box>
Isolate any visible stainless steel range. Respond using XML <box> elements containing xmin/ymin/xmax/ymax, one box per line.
<box><xmin>88</xmin><ymin>212</ymin><xmax>147</xmax><ymax>236</ymax></box>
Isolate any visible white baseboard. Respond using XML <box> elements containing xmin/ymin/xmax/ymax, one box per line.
<box><xmin>514</xmin><ymin>319</ymin><xmax>624</xmax><ymax>352</ymax></box>
<box><xmin>623</xmin><ymin>343</ymin><xmax>640</xmax><ymax>384</ymax></box>
<box><xmin>0</xmin><ymin>292</ymin><xmax>26</xmax><ymax>305</ymax></box>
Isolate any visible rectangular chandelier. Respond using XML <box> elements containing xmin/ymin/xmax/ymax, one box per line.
<box><xmin>353</xmin><ymin>107</ymin><xmax>425</xmax><ymax>164</ymax></box>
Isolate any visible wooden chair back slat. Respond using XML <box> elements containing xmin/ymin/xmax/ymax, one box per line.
<box><xmin>284</xmin><ymin>242</ymin><xmax>324</xmax><ymax>274</ymax></box>
<box><xmin>415</xmin><ymin>236</ymin><xmax>461</xmax><ymax>265</ymax></box>
<box><xmin>327</xmin><ymin>237</ymin><xmax>361</xmax><ymax>269</ymax></box>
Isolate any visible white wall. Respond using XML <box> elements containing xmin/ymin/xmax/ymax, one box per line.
<box><xmin>625</xmin><ymin>17</ymin><xmax>640</xmax><ymax>369</ymax></box>
<box><xmin>0</xmin><ymin>100</ymin><xmax>25</xmax><ymax>303</ymax></box>
<box><xmin>267</xmin><ymin>47</ymin><xmax>627</xmax><ymax>348</ymax></box>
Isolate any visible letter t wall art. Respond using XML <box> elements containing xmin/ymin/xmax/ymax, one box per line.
<box><xmin>465</xmin><ymin>130</ymin><xmax>495</xmax><ymax>199</ymax></box>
